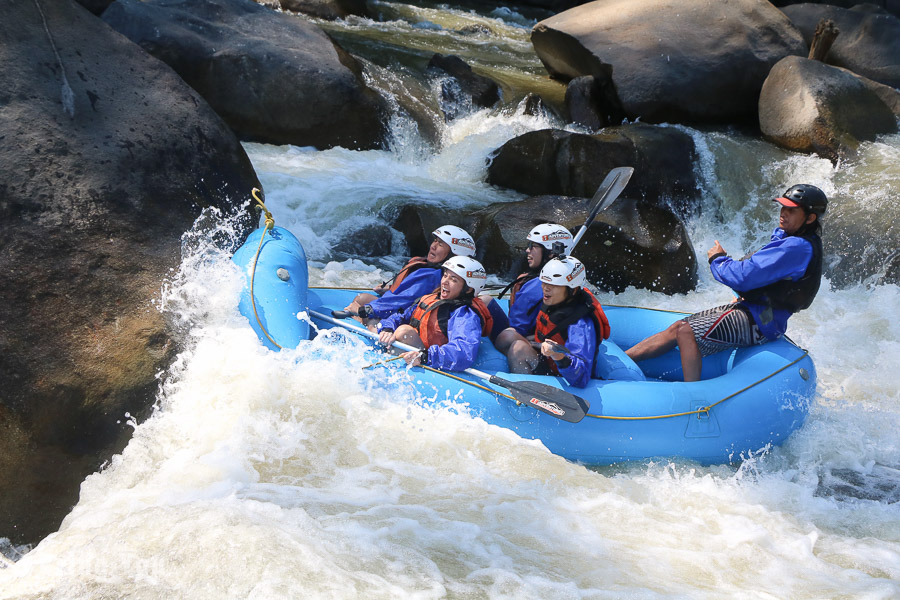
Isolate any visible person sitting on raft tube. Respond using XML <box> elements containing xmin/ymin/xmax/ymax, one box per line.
<box><xmin>344</xmin><ymin>225</ymin><xmax>477</xmax><ymax>327</ymax></box>
<box><xmin>505</xmin><ymin>256</ymin><xmax>610</xmax><ymax>388</ymax></box>
<box><xmin>625</xmin><ymin>183</ymin><xmax>828</xmax><ymax>382</ymax></box>
<box><xmin>376</xmin><ymin>256</ymin><xmax>493</xmax><ymax>371</ymax></box>
<box><xmin>480</xmin><ymin>223</ymin><xmax>574</xmax><ymax>350</ymax></box>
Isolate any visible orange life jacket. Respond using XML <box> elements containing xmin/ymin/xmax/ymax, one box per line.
<box><xmin>409</xmin><ymin>291</ymin><xmax>494</xmax><ymax>346</ymax></box>
<box><xmin>534</xmin><ymin>288</ymin><xmax>610</xmax><ymax>375</ymax></box>
<box><xmin>388</xmin><ymin>257</ymin><xmax>433</xmax><ymax>293</ymax></box>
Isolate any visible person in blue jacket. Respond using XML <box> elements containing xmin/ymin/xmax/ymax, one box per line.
<box><xmin>480</xmin><ymin>223</ymin><xmax>574</xmax><ymax>347</ymax></box>
<box><xmin>626</xmin><ymin>184</ymin><xmax>827</xmax><ymax>382</ymax></box>
<box><xmin>343</xmin><ymin>225</ymin><xmax>476</xmax><ymax>330</ymax></box>
<box><xmin>376</xmin><ymin>256</ymin><xmax>492</xmax><ymax>372</ymax></box>
<box><xmin>505</xmin><ymin>256</ymin><xmax>611</xmax><ymax>388</ymax></box>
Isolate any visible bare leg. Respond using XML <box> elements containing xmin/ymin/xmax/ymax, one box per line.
<box><xmin>393</xmin><ymin>324</ymin><xmax>425</xmax><ymax>350</ymax></box>
<box><xmin>626</xmin><ymin>320</ymin><xmax>702</xmax><ymax>382</ymax></box>
<box><xmin>493</xmin><ymin>327</ymin><xmax>525</xmax><ymax>354</ymax></box>
<box><xmin>625</xmin><ymin>322</ymin><xmax>680</xmax><ymax>362</ymax></box>
<box><xmin>506</xmin><ymin>338</ymin><xmax>541</xmax><ymax>374</ymax></box>
<box><xmin>674</xmin><ymin>322</ymin><xmax>702</xmax><ymax>382</ymax></box>
<box><xmin>345</xmin><ymin>292</ymin><xmax>378</xmax><ymax>319</ymax></box>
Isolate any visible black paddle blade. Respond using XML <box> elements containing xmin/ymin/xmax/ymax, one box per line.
<box><xmin>490</xmin><ymin>375</ymin><xmax>589</xmax><ymax>423</ymax></box>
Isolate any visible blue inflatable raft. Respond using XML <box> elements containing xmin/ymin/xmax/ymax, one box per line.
<box><xmin>234</xmin><ymin>226</ymin><xmax>816</xmax><ymax>465</ymax></box>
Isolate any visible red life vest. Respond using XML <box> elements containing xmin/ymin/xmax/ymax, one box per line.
<box><xmin>409</xmin><ymin>292</ymin><xmax>494</xmax><ymax>346</ymax></box>
<box><xmin>388</xmin><ymin>257</ymin><xmax>433</xmax><ymax>293</ymax></box>
<box><xmin>534</xmin><ymin>288</ymin><xmax>610</xmax><ymax>375</ymax></box>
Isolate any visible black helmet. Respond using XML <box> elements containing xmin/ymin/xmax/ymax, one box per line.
<box><xmin>774</xmin><ymin>184</ymin><xmax>828</xmax><ymax>216</ymax></box>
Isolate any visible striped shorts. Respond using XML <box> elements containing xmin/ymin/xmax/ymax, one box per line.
<box><xmin>685</xmin><ymin>304</ymin><xmax>766</xmax><ymax>357</ymax></box>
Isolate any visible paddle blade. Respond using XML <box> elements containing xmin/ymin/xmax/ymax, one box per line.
<box><xmin>490</xmin><ymin>376</ymin><xmax>590</xmax><ymax>423</ymax></box>
<box><xmin>587</xmin><ymin>166</ymin><xmax>634</xmax><ymax>218</ymax></box>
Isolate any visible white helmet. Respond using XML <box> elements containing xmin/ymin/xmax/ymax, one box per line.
<box><xmin>539</xmin><ymin>256</ymin><xmax>586</xmax><ymax>288</ymax></box>
<box><xmin>527</xmin><ymin>223</ymin><xmax>573</xmax><ymax>256</ymax></box>
<box><xmin>442</xmin><ymin>255</ymin><xmax>487</xmax><ymax>294</ymax></box>
<box><xmin>433</xmin><ymin>225</ymin><xmax>476</xmax><ymax>257</ymax></box>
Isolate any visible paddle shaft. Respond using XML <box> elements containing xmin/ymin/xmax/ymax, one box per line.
<box><xmin>570</xmin><ymin>166</ymin><xmax>634</xmax><ymax>249</ymax></box>
<box><xmin>309</xmin><ymin>310</ymin><xmax>589</xmax><ymax>422</ymax></box>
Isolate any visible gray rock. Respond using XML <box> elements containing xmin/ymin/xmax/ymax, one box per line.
<box><xmin>103</xmin><ymin>0</ymin><xmax>388</xmax><ymax>150</ymax></box>
<box><xmin>1</xmin><ymin>0</ymin><xmax>258</xmax><ymax>544</ymax></box>
<box><xmin>759</xmin><ymin>56</ymin><xmax>898</xmax><ymax>160</ymax></box>
<box><xmin>486</xmin><ymin>125</ymin><xmax>701</xmax><ymax>215</ymax></box>
<box><xmin>782</xmin><ymin>3</ymin><xmax>900</xmax><ymax>88</ymax></box>
<box><xmin>278</xmin><ymin>0</ymin><xmax>370</xmax><ymax>20</ymax></box>
<box><xmin>564</xmin><ymin>75</ymin><xmax>622</xmax><ymax>130</ymax></box>
<box><xmin>387</xmin><ymin>195</ymin><xmax>697</xmax><ymax>294</ymax></box>
<box><xmin>531</xmin><ymin>0</ymin><xmax>806</xmax><ymax>124</ymax></box>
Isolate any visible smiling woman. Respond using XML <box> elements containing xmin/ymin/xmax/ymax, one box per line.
<box><xmin>376</xmin><ymin>255</ymin><xmax>492</xmax><ymax>370</ymax></box>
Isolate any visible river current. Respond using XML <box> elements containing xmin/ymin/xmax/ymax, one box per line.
<box><xmin>2</xmin><ymin>2</ymin><xmax>899</xmax><ymax>598</ymax></box>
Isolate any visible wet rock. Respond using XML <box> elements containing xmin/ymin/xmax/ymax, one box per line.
<box><xmin>531</xmin><ymin>0</ymin><xmax>806</xmax><ymax>124</ymax></box>
<box><xmin>75</xmin><ymin>0</ymin><xmax>113</xmax><ymax>15</ymax></box>
<box><xmin>387</xmin><ymin>196</ymin><xmax>697</xmax><ymax>294</ymax></box>
<box><xmin>486</xmin><ymin>124</ymin><xmax>701</xmax><ymax>215</ymax></box>
<box><xmin>472</xmin><ymin>195</ymin><xmax>697</xmax><ymax>294</ymax></box>
<box><xmin>782</xmin><ymin>3</ymin><xmax>900</xmax><ymax>88</ymax></box>
<box><xmin>103</xmin><ymin>0</ymin><xmax>388</xmax><ymax>150</ymax></box>
<box><xmin>759</xmin><ymin>56</ymin><xmax>898</xmax><ymax>161</ymax></box>
<box><xmin>331</xmin><ymin>224</ymin><xmax>394</xmax><ymax>257</ymax></box>
<box><xmin>1</xmin><ymin>0</ymin><xmax>258</xmax><ymax>545</ymax></box>
<box><xmin>278</xmin><ymin>0</ymin><xmax>371</xmax><ymax>20</ymax></box>
<box><xmin>564</xmin><ymin>74</ymin><xmax>623</xmax><ymax>131</ymax></box>
<box><xmin>427</xmin><ymin>54</ymin><xmax>501</xmax><ymax>120</ymax></box>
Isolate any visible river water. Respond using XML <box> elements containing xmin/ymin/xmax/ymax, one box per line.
<box><xmin>2</xmin><ymin>2</ymin><xmax>899</xmax><ymax>598</ymax></box>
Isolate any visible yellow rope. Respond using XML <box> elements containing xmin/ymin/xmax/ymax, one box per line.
<box><xmin>583</xmin><ymin>349</ymin><xmax>810</xmax><ymax>421</ymax></box>
<box><xmin>362</xmin><ymin>355</ymin><xmax>406</xmax><ymax>369</ymax></box>
<box><xmin>248</xmin><ymin>188</ymin><xmax>283</xmax><ymax>350</ymax></box>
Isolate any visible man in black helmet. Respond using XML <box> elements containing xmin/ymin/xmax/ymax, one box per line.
<box><xmin>626</xmin><ymin>184</ymin><xmax>827</xmax><ymax>382</ymax></box>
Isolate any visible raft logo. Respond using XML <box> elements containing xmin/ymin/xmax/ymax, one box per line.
<box><xmin>529</xmin><ymin>397</ymin><xmax>564</xmax><ymax>416</ymax></box>
<box><xmin>452</xmin><ymin>237</ymin><xmax>476</xmax><ymax>251</ymax></box>
<box><xmin>541</xmin><ymin>232</ymin><xmax>570</xmax><ymax>242</ymax></box>
<box><xmin>466</xmin><ymin>268</ymin><xmax>486</xmax><ymax>280</ymax></box>
<box><xmin>566</xmin><ymin>263</ymin><xmax>585</xmax><ymax>282</ymax></box>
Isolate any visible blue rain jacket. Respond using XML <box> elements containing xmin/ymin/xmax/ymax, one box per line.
<box><xmin>368</xmin><ymin>266</ymin><xmax>442</xmax><ymax>319</ymax></box>
<box><xmin>549</xmin><ymin>316</ymin><xmax>597</xmax><ymax>389</ymax></box>
<box><xmin>709</xmin><ymin>228</ymin><xmax>814</xmax><ymax>340</ymax></box>
<box><xmin>508</xmin><ymin>276</ymin><xmax>543</xmax><ymax>337</ymax></box>
<box><xmin>378</xmin><ymin>302</ymin><xmax>482</xmax><ymax>372</ymax></box>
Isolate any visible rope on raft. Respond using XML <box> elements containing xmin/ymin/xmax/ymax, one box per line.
<box><xmin>583</xmin><ymin>349</ymin><xmax>810</xmax><ymax>421</ymax></box>
<box><xmin>248</xmin><ymin>188</ymin><xmax>284</xmax><ymax>350</ymax></box>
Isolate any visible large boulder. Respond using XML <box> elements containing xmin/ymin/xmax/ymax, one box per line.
<box><xmin>531</xmin><ymin>0</ymin><xmax>807</xmax><ymax>124</ymax></box>
<box><xmin>388</xmin><ymin>196</ymin><xmax>697</xmax><ymax>294</ymax></box>
<box><xmin>781</xmin><ymin>3</ymin><xmax>900</xmax><ymax>88</ymax></box>
<box><xmin>486</xmin><ymin>125</ymin><xmax>701</xmax><ymax>215</ymax></box>
<box><xmin>102</xmin><ymin>0</ymin><xmax>389</xmax><ymax>150</ymax></box>
<box><xmin>278</xmin><ymin>0</ymin><xmax>370</xmax><ymax>20</ymax></box>
<box><xmin>0</xmin><ymin>0</ymin><xmax>258</xmax><ymax>544</ymax></box>
<box><xmin>759</xmin><ymin>56</ymin><xmax>898</xmax><ymax>160</ymax></box>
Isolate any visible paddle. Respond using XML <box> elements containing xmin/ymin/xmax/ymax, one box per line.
<box><xmin>312</xmin><ymin>309</ymin><xmax>590</xmax><ymax>423</ymax></box>
<box><xmin>570</xmin><ymin>166</ymin><xmax>634</xmax><ymax>249</ymax></box>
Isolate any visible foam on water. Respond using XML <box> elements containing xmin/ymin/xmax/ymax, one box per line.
<box><xmin>3</xmin><ymin>109</ymin><xmax>900</xmax><ymax>599</ymax></box>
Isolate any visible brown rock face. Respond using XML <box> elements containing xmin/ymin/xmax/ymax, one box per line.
<box><xmin>486</xmin><ymin>125</ymin><xmax>701</xmax><ymax>216</ymax></box>
<box><xmin>531</xmin><ymin>0</ymin><xmax>806</xmax><ymax>124</ymax></box>
<box><xmin>0</xmin><ymin>0</ymin><xmax>259</xmax><ymax>544</ymax></box>
<box><xmin>759</xmin><ymin>56</ymin><xmax>898</xmax><ymax>160</ymax></box>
